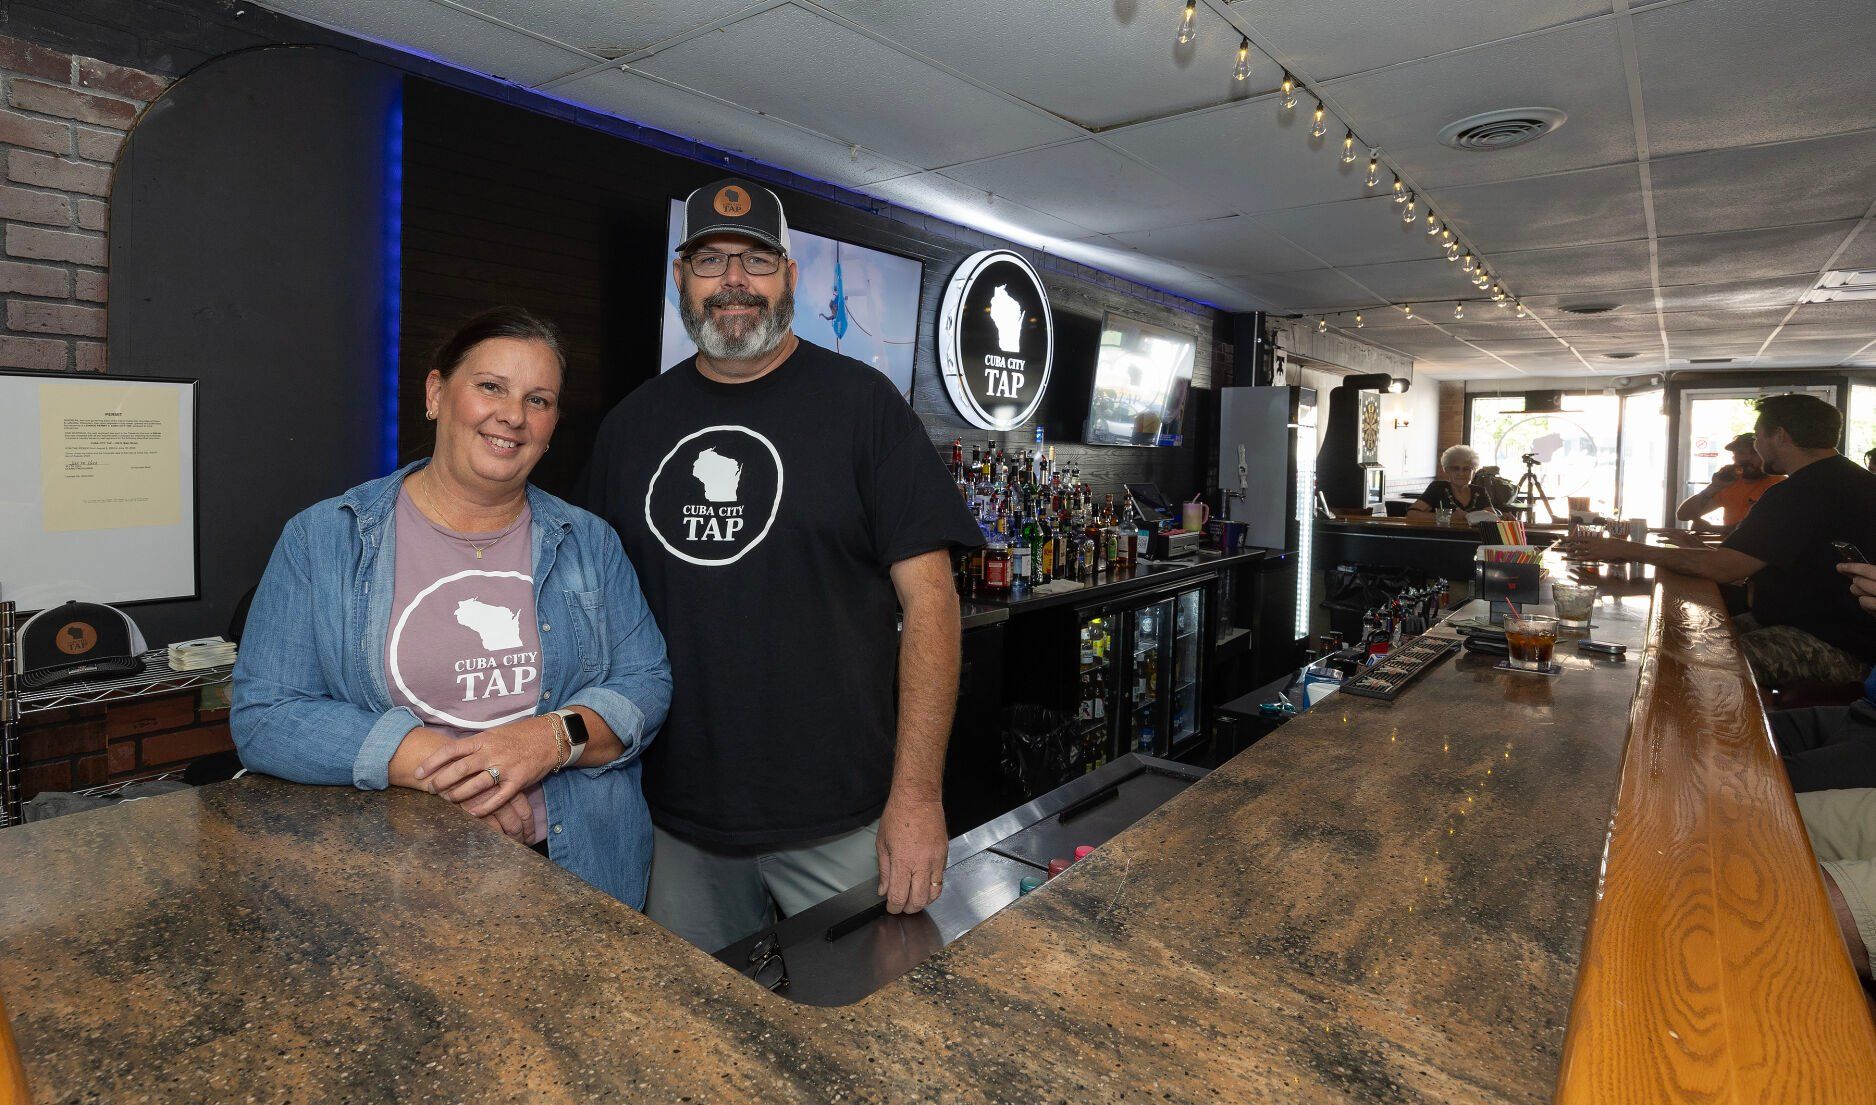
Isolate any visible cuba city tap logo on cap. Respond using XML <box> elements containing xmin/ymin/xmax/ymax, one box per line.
<box><xmin>644</xmin><ymin>425</ymin><xmax>785</xmax><ymax>567</ymax></box>
<box><xmin>713</xmin><ymin>185</ymin><xmax>751</xmax><ymax>217</ymax></box>
<box><xmin>56</xmin><ymin>621</ymin><xmax>98</xmax><ymax>654</ymax></box>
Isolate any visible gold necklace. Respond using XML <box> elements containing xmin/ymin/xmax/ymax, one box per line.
<box><xmin>410</xmin><ymin>470</ymin><xmax>521</xmax><ymax>560</ymax></box>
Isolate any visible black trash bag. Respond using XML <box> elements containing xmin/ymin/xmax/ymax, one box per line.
<box><xmin>1000</xmin><ymin>703</ymin><xmax>1078</xmax><ymax>799</ymax></box>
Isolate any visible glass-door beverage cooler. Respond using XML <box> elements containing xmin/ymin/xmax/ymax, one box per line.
<box><xmin>1075</xmin><ymin>576</ymin><xmax>1212</xmax><ymax>764</ymax></box>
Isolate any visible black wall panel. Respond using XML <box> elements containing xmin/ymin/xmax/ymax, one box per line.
<box><xmin>400</xmin><ymin>80</ymin><xmax>1225</xmax><ymax>506</ymax></box>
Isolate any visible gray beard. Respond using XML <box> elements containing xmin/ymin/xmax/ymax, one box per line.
<box><xmin>681</xmin><ymin>286</ymin><xmax>795</xmax><ymax>362</ymax></box>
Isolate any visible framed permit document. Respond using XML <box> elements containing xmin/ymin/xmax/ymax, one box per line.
<box><xmin>0</xmin><ymin>369</ymin><xmax>199</xmax><ymax>611</ymax></box>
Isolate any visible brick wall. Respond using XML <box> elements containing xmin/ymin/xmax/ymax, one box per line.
<box><xmin>19</xmin><ymin>690</ymin><xmax>232</xmax><ymax>798</ymax></box>
<box><xmin>0</xmin><ymin>33</ymin><xmax>166</xmax><ymax>374</ymax></box>
<box><xmin>1438</xmin><ymin>381</ymin><xmax>1467</xmax><ymax>455</ymax></box>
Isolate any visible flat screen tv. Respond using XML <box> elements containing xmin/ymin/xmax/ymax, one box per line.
<box><xmin>659</xmin><ymin>199</ymin><xmax>923</xmax><ymax>397</ymax></box>
<box><xmin>1082</xmin><ymin>311</ymin><xmax>1197</xmax><ymax>447</ymax></box>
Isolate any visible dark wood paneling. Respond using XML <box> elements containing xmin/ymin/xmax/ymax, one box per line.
<box><xmin>400</xmin><ymin>80</ymin><xmax>1227</xmax><ymax>504</ymax></box>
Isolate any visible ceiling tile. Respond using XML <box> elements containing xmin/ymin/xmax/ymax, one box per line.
<box><xmin>1435</xmin><ymin>164</ymin><xmax>1648</xmax><ymax>253</ymax></box>
<box><xmin>1655</xmin><ymin>220</ymin><xmax>1860</xmax><ymax>286</ymax></box>
<box><xmin>1103</xmin><ymin>96</ymin><xmax>1381</xmax><ymax>215</ymax></box>
<box><xmin>1251</xmin><ymin>195</ymin><xmax>1450</xmax><ymax>267</ymax></box>
<box><xmin>554</xmin><ymin>66</ymin><xmax>917</xmax><ymax>185</ymax></box>
<box><xmin>1233</xmin><ymin>0</ymin><xmax>1610</xmax><ymax>83</ymax></box>
<box><xmin>1650</xmin><ymin>276</ymin><xmax>1822</xmax><ymax>313</ymax></box>
<box><xmin>1784</xmin><ymin>300</ymin><xmax>1876</xmax><ymax>329</ymax></box>
<box><xmin>1634</xmin><ymin>0</ymin><xmax>1876</xmax><ymax>158</ymax></box>
<box><xmin>1648</xmin><ymin>131</ymin><xmax>1876</xmax><ymax>238</ymax></box>
<box><xmin>1485</xmin><ymin>239</ymin><xmax>1655</xmax><ymax>296</ymax></box>
<box><xmin>1332</xmin><ymin>255</ymin><xmax>1493</xmax><ymax>302</ymax></box>
<box><xmin>939</xmin><ymin>140</ymin><xmax>1233</xmax><ymax>234</ymax></box>
<box><xmin>1042</xmin><ymin>237</ymin><xmax>1221</xmax><ymax>304</ymax></box>
<box><xmin>819</xmin><ymin>0</ymin><xmax>1278</xmax><ymax>129</ymax></box>
<box><xmin>1217</xmin><ymin>270</ymin><xmax>1378</xmax><ymax>312</ymax></box>
<box><xmin>1320</xmin><ymin>18</ymin><xmax>1636</xmax><ymax>189</ymax></box>
<box><xmin>1105</xmin><ymin>216</ymin><xmax>1325</xmax><ymax>275</ymax></box>
<box><xmin>449</xmin><ymin>0</ymin><xmax>757</xmax><ymax>56</ymax></box>
<box><xmin>1829</xmin><ymin>226</ymin><xmax>1876</xmax><ymax>271</ymax></box>
<box><xmin>863</xmin><ymin>172</ymin><xmax>1095</xmax><ymax>245</ymax></box>
<box><xmin>255</xmin><ymin>0</ymin><xmax>598</xmax><ymax>84</ymax></box>
<box><xmin>632</xmin><ymin>6</ymin><xmax>1077</xmax><ymax>170</ymax></box>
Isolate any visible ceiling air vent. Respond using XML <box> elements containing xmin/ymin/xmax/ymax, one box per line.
<box><xmin>1689</xmin><ymin>357</ymin><xmax>1734</xmax><ymax>364</ymax></box>
<box><xmin>1603</xmin><ymin>352</ymin><xmax>1640</xmax><ymax>360</ymax></box>
<box><xmin>1802</xmin><ymin>270</ymin><xmax>1876</xmax><ymax>302</ymax></box>
<box><xmin>1438</xmin><ymin>107</ymin><xmax>1567</xmax><ymax>152</ymax></box>
<box><xmin>1558</xmin><ymin>302</ymin><xmax>1621</xmax><ymax>315</ymax></box>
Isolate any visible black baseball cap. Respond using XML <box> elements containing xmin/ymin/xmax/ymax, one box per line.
<box><xmin>1724</xmin><ymin>432</ymin><xmax>1757</xmax><ymax>452</ymax></box>
<box><xmin>17</xmin><ymin>600</ymin><xmax>145</xmax><ymax>679</ymax></box>
<box><xmin>677</xmin><ymin>178</ymin><xmax>792</xmax><ymax>255</ymax></box>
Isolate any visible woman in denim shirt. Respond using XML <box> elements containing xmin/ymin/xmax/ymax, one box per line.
<box><xmin>232</xmin><ymin>308</ymin><xmax>671</xmax><ymax>908</ymax></box>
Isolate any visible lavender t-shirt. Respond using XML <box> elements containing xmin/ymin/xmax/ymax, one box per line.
<box><xmin>385</xmin><ymin>486</ymin><xmax>547</xmax><ymax>842</ymax></box>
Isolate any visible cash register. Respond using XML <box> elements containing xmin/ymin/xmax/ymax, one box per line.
<box><xmin>1126</xmin><ymin>482</ymin><xmax>1202</xmax><ymax>559</ymax></box>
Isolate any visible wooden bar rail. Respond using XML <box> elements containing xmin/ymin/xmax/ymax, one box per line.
<box><xmin>0</xmin><ymin>989</ymin><xmax>27</xmax><ymax>1105</ymax></box>
<box><xmin>1555</xmin><ymin>573</ymin><xmax>1876</xmax><ymax>1103</ymax></box>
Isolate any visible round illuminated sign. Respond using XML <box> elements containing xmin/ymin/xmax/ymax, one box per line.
<box><xmin>937</xmin><ymin>249</ymin><xmax>1053</xmax><ymax>431</ymax></box>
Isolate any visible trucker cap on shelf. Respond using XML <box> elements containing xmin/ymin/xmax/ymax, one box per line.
<box><xmin>677</xmin><ymin>177</ymin><xmax>792</xmax><ymax>256</ymax></box>
<box><xmin>17</xmin><ymin>600</ymin><xmax>146</xmax><ymax>679</ymax></box>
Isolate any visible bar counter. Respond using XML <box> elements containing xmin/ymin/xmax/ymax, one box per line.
<box><xmin>1</xmin><ymin>572</ymin><xmax>1868</xmax><ymax>1103</ymax></box>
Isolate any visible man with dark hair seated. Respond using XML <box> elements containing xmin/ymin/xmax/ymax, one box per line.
<box><xmin>1562</xmin><ymin>393</ymin><xmax>1876</xmax><ymax>689</ymax></box>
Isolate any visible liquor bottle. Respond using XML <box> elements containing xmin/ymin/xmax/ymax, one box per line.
<box><xmin>1026</xmin><ymin>514</ymin><xmax>1044</xmax><ymax>586</ymax></box>
<box><xmin>1039</xmin><ymin>515</ymin><xmax>1055</xmax><ymax>581</ymax></box>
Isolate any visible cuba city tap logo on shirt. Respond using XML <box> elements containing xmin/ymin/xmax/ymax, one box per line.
<box><xmin>388</xmin><ymin>569</ymin><xmax>540</xmax><ymax>729</ymax></box>
<box><xmin>644</xmin><ymin>425</ymin><xmax>785</xmax><ymax>567</ymax></box>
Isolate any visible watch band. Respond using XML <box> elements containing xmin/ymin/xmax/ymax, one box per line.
<box><xmin>552</xmin><ymin>708</ymin><xmax>588</xmax><ymax>768</ymax></box>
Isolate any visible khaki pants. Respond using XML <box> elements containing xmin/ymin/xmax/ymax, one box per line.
<box><xmin>1797</xmin><ymin>788</ymin><xmax>1876</xmax><ymax>965</ymax></box>
<box><xmin>645</xmin><ymin>820</ymin><xmax>880</xmax><ymax>953</ymax></box>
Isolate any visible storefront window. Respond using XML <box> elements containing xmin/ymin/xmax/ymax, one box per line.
<box><xmin>1467</xmin><ymin>394</ymin><xmax>1621</xmax><ymax>515</ymax></box>
<box><xmin>1850</xmin><ymin>382</ymin><xmax>1876</xmax><ymax>468</ymax></box>
<box><xmin>1618</xmin><ymin>389</ymin><xmax>1667</xmax><ymax>525</ymax></box>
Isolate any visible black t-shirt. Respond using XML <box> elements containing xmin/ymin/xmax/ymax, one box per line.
<box><xmin>1417</xmin><ymin>479</ymin><xmax>1509</xmax><ymax>512</ymax></box>
<box><xmin>1722</xmin><ymin>454</ymin><xmax>1876</xmax><ymax>662</ymax></box>
<box><xmin>577</xmin><ymin>341</ymin><xmax>985</xmax><ymax>847</ymax></box>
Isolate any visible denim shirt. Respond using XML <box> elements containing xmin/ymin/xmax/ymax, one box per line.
<box><xmin>231</xmin><ymin>461</ymin><xmax>672</xmax><ymax>908</ymax></box>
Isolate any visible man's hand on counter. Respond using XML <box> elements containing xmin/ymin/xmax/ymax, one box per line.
<box><xmin>1841</xmin><ymin>561</ymin><xmax>1876</xmax><ymax>616</ymax></box>
<box><xmin>877</xmin><ymin>791</ymin><xmax>947</xmax><ymax>915</ymax></box>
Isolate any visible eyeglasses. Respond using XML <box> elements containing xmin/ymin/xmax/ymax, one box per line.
<box><xmin>745</xmin><ymin>930</ymin><xmax>790</xmax><ymax>993</ymax></box>
<box><xmin>682</xmin><ymin>248</ymin><xmax>784</xmax><ymax>278</ymax></box>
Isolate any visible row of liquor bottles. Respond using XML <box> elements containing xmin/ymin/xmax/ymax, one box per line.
<box><xmin>948</xmin><ymin>439</ymin><xmax>1150</xmax><ymax>595</ymax></box>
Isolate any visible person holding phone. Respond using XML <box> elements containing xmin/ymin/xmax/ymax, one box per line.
<box><xmin>1675</xmin><ymin>432</ymin><xmax>1784</xmax><ymax>530</ymax></box>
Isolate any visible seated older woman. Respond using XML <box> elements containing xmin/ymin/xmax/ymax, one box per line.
<box><xmin>232</xmin><ymin>307</ymin><xmax>671</xmax><ymax>907</ymax></box>
<box><xmin>1407</xmin><ymin>444</ymin><xmax>1511</xmax><ymax>520</ymax></box>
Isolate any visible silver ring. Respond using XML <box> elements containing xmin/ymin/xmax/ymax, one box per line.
<box><xmin>486</xmin><ymin>766</ymin><xmax>502</xmax><ymax>784</ymax></box>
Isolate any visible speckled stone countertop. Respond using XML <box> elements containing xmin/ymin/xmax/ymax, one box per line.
<box><xmin>0</xmin><ymin>593</ymin><xmax>1653</xmax><ymax>1104</ymax></box>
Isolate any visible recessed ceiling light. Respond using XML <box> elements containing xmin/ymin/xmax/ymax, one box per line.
<box><xmin>1689</xmin><ymin>357</ymin><xmax>1734</xmax><ymax>364</ymax></box>
<box><xmin>1437</xmin><ymin>107</ymin><xmax>1567</xmax><ymax>152</ymax></box>
<box><xmin>1558</xmin><ymin>302</ymin><xmax>1622</xmax><ymax>315</ymax></box>
<box><xmin>1603</xmin><ymin>351</ymin><xmax>1640</xmax><ymax>360</ymax></box>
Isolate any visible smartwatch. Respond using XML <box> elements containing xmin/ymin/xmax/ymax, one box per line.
<box><xmin>553</xmin><ymin>709</ymin><xmax>588</xmax><ymax>768</ymax></box>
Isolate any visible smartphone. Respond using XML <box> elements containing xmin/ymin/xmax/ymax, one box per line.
<box><xmin>1577</xmin><ymin>639</ymin><xmax>1627</xmax><ymax>657</ymax></box>
<box><xmin>1830</xmin><ymin>541</ymin><xmax>1868</xmax><ymax>564</ymax></box>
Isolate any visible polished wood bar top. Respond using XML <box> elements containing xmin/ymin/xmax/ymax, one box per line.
<box><xmin>0</xmin><ymin>577</ymin><xmax>1795</xmax><ymax>1104</ymax></box>
<box><xmin>1555</xmin><ymin>572</ymin><xmax>1876</xmax><ymax>1103</ymax></box>
<box><xmin>1324</xmin><ymin>513</ymin><xmax>1568</xmax><ymax>535</ymax></box>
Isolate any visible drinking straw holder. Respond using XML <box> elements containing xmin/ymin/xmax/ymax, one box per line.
<box><xmin>1474</xmin><ymin>546</ymin><xmax>1543</xmax><ymax>625</ymax></box>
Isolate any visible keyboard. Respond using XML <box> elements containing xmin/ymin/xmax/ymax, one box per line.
<box><xmin>20</xmin><ymin>656</ymin><xmax>146</xmax><ymax>691</ymax></box>
<box><xmin>1338</xmin><ymin>635</ymin><xmax>1461</xmax><ymax>702</ymax></box>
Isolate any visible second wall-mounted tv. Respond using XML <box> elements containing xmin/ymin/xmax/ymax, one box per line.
<box><xmin>1083</xmin><ymin>311</ymin><xmax>1197</xmax><ymax>447</ymax></box>
<box><xmin>659</xmin><ymin>199</ymin><xmax>923</xmax><ymax>397</ymax></box>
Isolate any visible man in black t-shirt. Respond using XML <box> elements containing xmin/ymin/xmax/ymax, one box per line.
<box><xmin>577</xmin><ymin>179</ymin><xmax>984</xmax><ymax>953</ymax></box>
<box><xmin>1562</xmin><ymin>393</ymin><xmax>1876</xmax><ymax>688</ymax></box>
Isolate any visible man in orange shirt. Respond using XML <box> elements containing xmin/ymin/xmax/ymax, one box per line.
<box><xmin>1676</xmin><ymin>432</ymin><xmax>1785</xmax><ymax>530</ymax></box>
